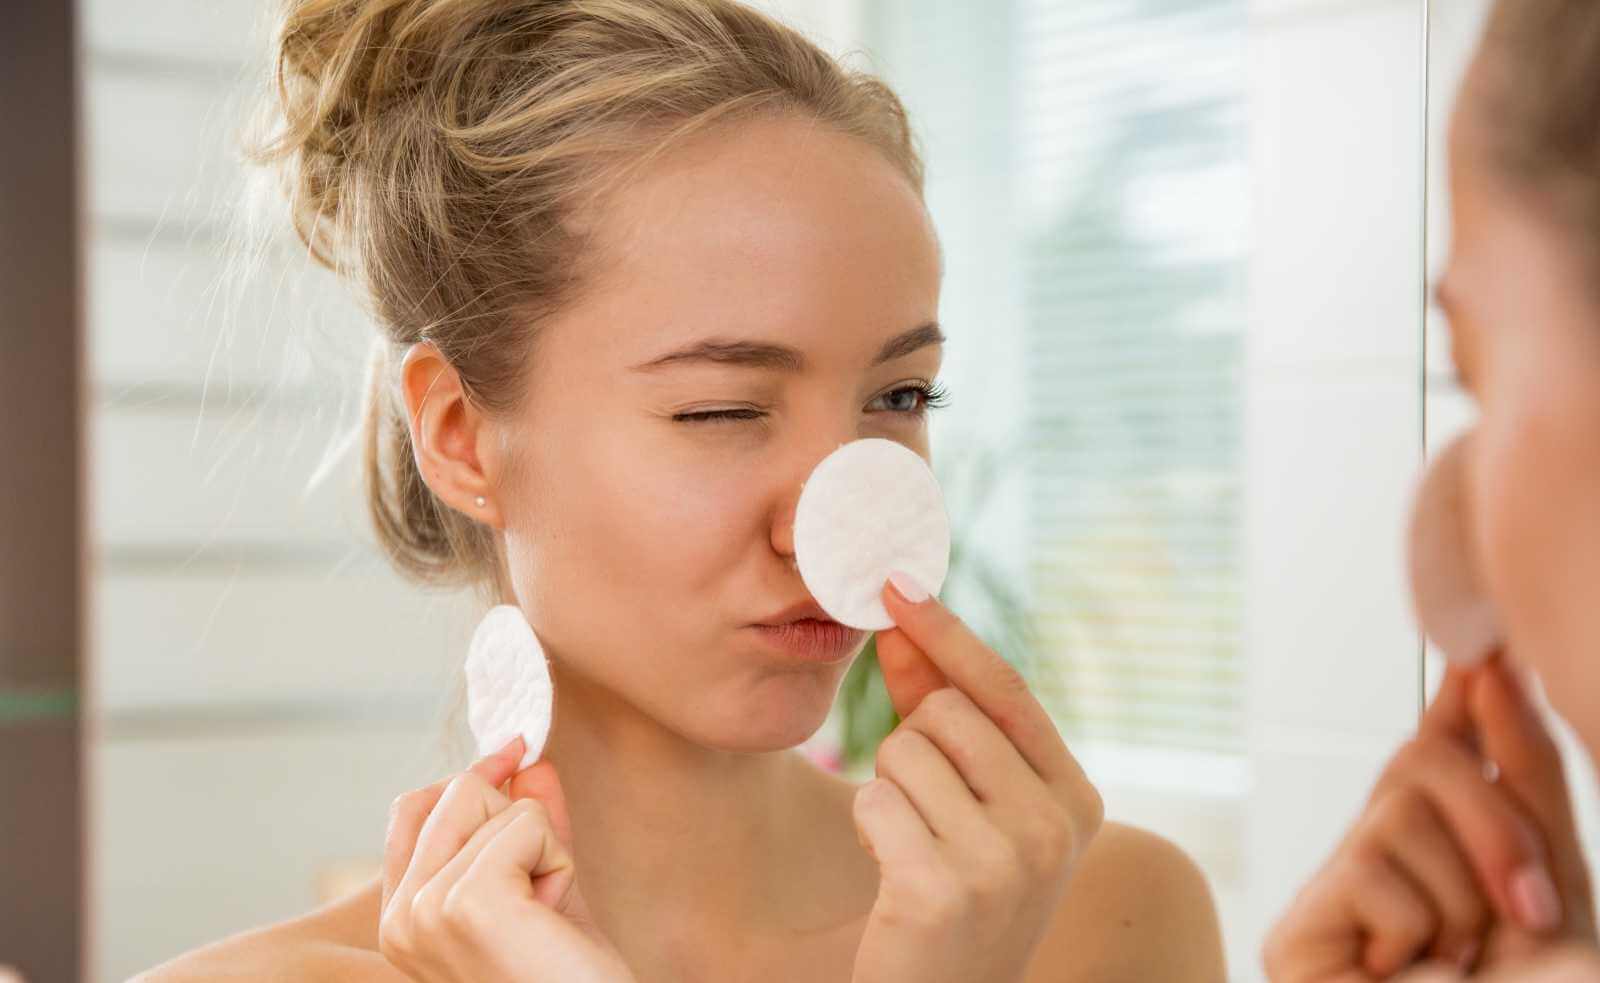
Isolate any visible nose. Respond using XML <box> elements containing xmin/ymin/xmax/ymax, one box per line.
<box><xmin>770</xmin><ymin>431</ymin><xmax>854</xmax><ymax>567</ymax></box>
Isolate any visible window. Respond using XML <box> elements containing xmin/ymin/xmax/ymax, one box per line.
<box><xmin>864</xmin><ymin>0</ymin><xmax>1249</xmax><ymax>754</ymax></box>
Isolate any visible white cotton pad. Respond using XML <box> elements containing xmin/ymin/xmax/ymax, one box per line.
<box><xmin>794</xmin><ymin>438</ymin><xmax>951</xmax><ymax>631</ymax></box>
<box><xmin>464</xmin><ymin>604</ymin><xmax>553</xmax><ymax>771</ymax></box>
<box><xmin>1406</xmin><ymin>432</ymin><xmax>1502</xmax><ymax>665</ymax></box>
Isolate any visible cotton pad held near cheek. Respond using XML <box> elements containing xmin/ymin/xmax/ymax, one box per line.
<box><xmin>464</xmin><ymin>604</ymin><xmax>553</xmax><ymax>771</ymax></box>
<box><xmin>794</xmin><ymin>438</ymin><xmax>952</xmax><ymax>631</ymax></box>
<box><xmin>1406</xmin><ymin>431</ymin><xmax>1503</xmax><ymax>665</ymax></box>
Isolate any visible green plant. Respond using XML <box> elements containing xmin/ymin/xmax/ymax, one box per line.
<box><xmin>835</xmin><ymin>436</ymin><xmax>1043</xmax><ymax>773</ymax></box>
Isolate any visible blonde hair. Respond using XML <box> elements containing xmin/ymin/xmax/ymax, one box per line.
<box><xmin>1479</xmin><ymin>0</ymin><xmax>1600</xmax><ymax>264</ymax></box>
<box><xmin>244</xmin><ymin>0</ymin><xmax>924</xmax><ymax>606</ymax></box>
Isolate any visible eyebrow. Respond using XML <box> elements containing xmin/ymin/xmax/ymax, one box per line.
<box><xmin>631</xmin><ymin>322</ymin><xmax>945</xmax><ymax>373</ymax></box>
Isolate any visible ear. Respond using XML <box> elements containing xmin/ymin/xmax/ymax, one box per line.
<box><xmin>399</xmin><ymin>341</ymin><xmax>505</xmax><ymax>529</ymax></box>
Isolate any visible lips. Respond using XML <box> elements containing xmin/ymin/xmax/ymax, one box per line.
<box><xmin>751</xmin><ymin>618</ymin><xmax>866</xmax><ymax>662</ymax></box>
<box><xmin>757</xmin><ymin>597</ymin><xmax>836</xmax><ymax>627</ymax></box>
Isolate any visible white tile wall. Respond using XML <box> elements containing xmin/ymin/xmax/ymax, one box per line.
<box><xmin>80</xmin><ymin>0</ymin><xmax>271</xmax><ymax>65</ymax></box>
<box><xmin>1246</xmin><ymin>372</ymin><xmax>1423</xmax><ymax>736</ymax></box>
<box><xmin>88</xmin><ymin>235</ymin><xmax>370</xmax><ymax>393</ymax></box>
<box><xmin>1241</xmin><ymin>1</ymin><xmax>1427</xmax><ymax>978</ymax></box>
<box><xmin>79</xmin><ymin>3</ymin><xmax>482</xmax><ymax>980</ymax></box>
<box><xmin>93</xmin><ymin>564</ymin><xmax>473</xmax><ymax>712</ymax></box>
<box><xmin>84</xmin><ymin>65</ymin><xmax>256</xmax><ymax>227</ymax></box>
<box><xmin>93</xmin><ymin>405</ymin><xmax>370</xmax><ymax>548</ymax></box>
<box><xmin>94</xmin><ymin>726</ymin><xmax>450</xmax><ymax>979</ymax></box>
<box><xmin>1248</xmin><ymin>1</ymin><xmax>1428</xmax><ymax>374</ymax></box>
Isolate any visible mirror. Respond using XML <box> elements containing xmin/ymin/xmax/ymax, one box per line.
<box><xmin>71</xmin><ymin>0</ymin><xmax>1451</xmax><ymax>979</ymax></box>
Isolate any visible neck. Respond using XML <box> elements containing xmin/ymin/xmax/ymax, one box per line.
<box><xmin>539</xmin><ymin>659</ymin><xmax>877</xmax><ymax>949</ymax></box>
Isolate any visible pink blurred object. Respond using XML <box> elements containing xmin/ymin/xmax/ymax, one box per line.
<box><xmin>1407</xmin><ymin>431</ymin><xmax>1502</xmax><ymax>666</ymax></box>
<box><xmin>803</xmin><ymin>739</ymin><xmax>844</xmax><ymax>774</ymax></box>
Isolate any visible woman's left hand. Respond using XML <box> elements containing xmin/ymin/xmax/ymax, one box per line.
<box><xmin>849</xmin><ymin>571</ymin><xmax>1104</xmax><ymax>983</ymax></box>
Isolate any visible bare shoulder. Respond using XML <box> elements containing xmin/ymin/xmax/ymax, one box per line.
<box><xmin>131</xmin><ymin>878</ymin><xmax>398</xmax><ymax>983</ymax></box>
<box><xmin>1024</xmin><ymin>820</ymin><xmax>1226</xmax><ymax>983</ymax></box>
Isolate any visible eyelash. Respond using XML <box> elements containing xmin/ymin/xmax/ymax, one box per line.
<box><xmin>675</xmin><ymin>381</ymin><xmax>952</xmax><ymax>425</ymax></box>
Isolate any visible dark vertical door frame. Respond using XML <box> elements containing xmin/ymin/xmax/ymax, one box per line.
<box><xmin>1</xmin><ymin>1</ymin><xmax>86</xmax><ymax>980</ymax></box>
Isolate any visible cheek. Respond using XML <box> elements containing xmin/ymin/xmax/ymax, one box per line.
<box><xmin>554</xmin><ymin>425</ymin><xmax>776</xmax><ymax>601</ymax></box>
<box><xmin>1473</xmin><ymin>354</ymin><xmax>1600</xmax><ymax>709</ymax></box>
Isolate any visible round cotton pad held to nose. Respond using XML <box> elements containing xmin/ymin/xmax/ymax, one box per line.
<box><xmin>1407</xmin><ymin>432</ymin><xmax>1502</xmax><ymax>666</ymax></box>
<box><xmin>464</xmin><ymin>604</ymin><xmax>553</xmax><ymax>771</ymax></box>
<box><xmin>794</xmin><ymin>438</ymin><xmax>951</xmax><ymax>631</ymax></box>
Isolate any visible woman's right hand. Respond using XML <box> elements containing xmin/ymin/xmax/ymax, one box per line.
<box><xmin>1264</xmin><ymin>658</ymin><xmax>1596</xmax><ymax>981</ymax></box>
<box><xmin>379</xmin><ymin>736</ymin><xmax>636</xmax><ymax>983</ymax></box>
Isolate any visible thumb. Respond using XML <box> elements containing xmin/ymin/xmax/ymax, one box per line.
<box><xmin>506</xmin><ymin>761</ymin><xmax>600</xmax><ymax>924</ymax></box>
<box><xmin>509</xmin><ymin>760</ymin><xmax>574</xmax><ymax>851</ymax></box>
<box><xmin>873</xmin><ymin>626</ymin><xmax>948</xmax><ymax>721</ymax></box>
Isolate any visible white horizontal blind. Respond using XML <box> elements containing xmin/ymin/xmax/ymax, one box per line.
<box><xmin>867</xmin><ymin>0</ymin><xmax>1248</xmax><ymax>752</ymax></box>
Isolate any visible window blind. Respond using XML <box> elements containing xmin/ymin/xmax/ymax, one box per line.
<box><xmin>867</xmin><ymin>0</ymin><xmax>1248</xmax><ymax>753</ymax></box>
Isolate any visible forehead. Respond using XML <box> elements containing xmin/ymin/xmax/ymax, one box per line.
<box><xmin>569</xmin><ymin>114</ymin><xmax>942</xmax><ymax>362</ymax></box>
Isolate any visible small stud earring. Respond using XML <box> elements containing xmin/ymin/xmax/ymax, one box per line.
<box><xmin>474</xmin><ymin>495</ymin><xmax>486</xmax><ymax>508</ymax></box>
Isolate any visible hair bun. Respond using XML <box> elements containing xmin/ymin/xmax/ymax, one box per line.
<box><xmin>248</xmin><ymin>0</ymin><xmax>464</xmax><ymax>269</ymax></box>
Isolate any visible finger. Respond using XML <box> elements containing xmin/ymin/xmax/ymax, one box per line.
<box><xmin>1388</xmin><ymin>737</ymin><xmax>1551</xmax><ymax>930</ymax></box>
<box><xmin>383</xmin><ymin>782</ymin><xmax>449</xmax><ymax>914</ymax></box>
<box><xmin>392</xmin><ymin>770</ymin><xmax>512</xmax><ymax>908</ymax></box>
<box><xmin>874</xmin><ymin>724</ymin><xmax>988</xmax><ymax>842</ymax></box>
<box><xmin>459</xmin><ymin>804</ymin><xmax>583</xmax><ymax>916</ymax></box>
<box><xmin>853</xmin><ymin>776</ymin><xmax>940</xmax><ymax>870</ymax></box>
<box><xmin>874</xmin><ymin>626</ymin><xmax>949</xmax><ymax>721</ymax></box>
<box><xmin>880</xmin><ymin>571</ymin><xmax>1075</xmax><ymax>785</ymax></box>
<box><xmin>1472</xmin><ymin>658</ymin><xmax>1575</xmax><ymax>843</ymax></box>
<box><xmin>900</xmin><ymin>686</ymin><xmax>1037</xmax><ymax>807</ymax></box>
<box><xmin>1344</xmin><ymin>851</ymin><xmax>1438</xmax><ymax>977</ymax></box>
<box><xmin>1471</xmin><ymin>658</ymin><xmax>1578</xmax><ymax>933</ymax></box>
<box><xmin>1418</xmin><ymin>664</ymin><xmax>1475</xmax><ymax>743</ymax></box>
<box><xmin>422</xmin><ymin>796</ymin><xmax>552</xmax><ymax>902</ymax></box>
<box><xmin>381</xmin><ymin>737</ymin><xmax>526</xmax><ymax>911</ymax></box>
<box><xmin>1368</xmin><ymin>789</ymin><xmax>1490</xmax><ymax>965</ymax></box>
<box><xmin>507</xmin><ymin>760</ymin><xmax>574</xmax><ymax>849</ymax></box>
<box><xmin>469</xmin><ymin>735</ymin><xmax>527</xmax><ymax>789</ymax></box>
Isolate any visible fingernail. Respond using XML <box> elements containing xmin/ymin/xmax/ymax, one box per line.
<box><xmin>1454</xmin><ymin>940</ymin><xmax>1481</xmax><ymax>971</ymax></box>
<box><xmin>1511</xmin><ymin>864</ymin><xmax>1562</xmax><ymax>931</ymax></box>
<box><xmin>496</xmin><ymin>736</ymin><xmax>523</xmax><ymax>757</ymax></box>
<box><xmin>887</xmin><ymin>570</ymin><xmax>930</xmax><ymax>603</ymax></box>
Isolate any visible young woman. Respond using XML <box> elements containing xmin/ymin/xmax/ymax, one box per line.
<box><xmin>136</xmin><ymin>1</ymin><xmax>1224</xmax><ymax>980</ymax></box>
<box><xmin>1265</xmin><ymin>2</ymin><xmax>1600</xmax><ymax>980</ymax></box>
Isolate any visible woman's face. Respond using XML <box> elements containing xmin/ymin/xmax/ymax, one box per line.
<box><xmin>499</xmin><ymin>114</ymin><xmax>944</xmax><ymax>752</ymax></box>
<box><xmin>1435</xmin><ymin>55</ymin><xmax>1600</xmax><ymax>748</ymax></box>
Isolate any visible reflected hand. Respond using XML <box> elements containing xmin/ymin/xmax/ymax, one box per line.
<box><xmin>1396</xmin><ymin>943</ymin><xmax>1600</xmax><ymax>982</ymax></box>
<box><xmin>378</xmin><ymin>737</ymin><xmax>635</xmax><ymax>983</ymax></box>
<box><xmin>1263</xmin><ymin>658</ymin><xmax>1595</xmax><ymax>981</ymax></box>
<box><xmin>849</xmin><ymin>572</ymin><xmax>1104</xmax><ymax>983</ymax></box>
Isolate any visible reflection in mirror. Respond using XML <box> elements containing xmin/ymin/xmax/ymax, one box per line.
<box><xmin>76</xmin><ymin>1</ymin><xmax>1428</xmax><ymax>981</ymax></box>
<box><xmin>1423</xmin><ymin>0</ymin><xmax>1600</xmax><ymax>953</ymax></box>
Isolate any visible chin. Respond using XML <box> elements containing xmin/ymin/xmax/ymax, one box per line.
<box><xmin>696</xmin><ymin>693</ymin><xmax>837</xmax><ymax>754</ymax></box>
